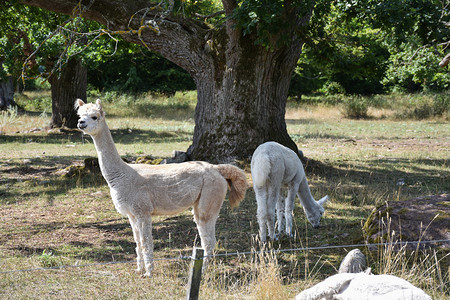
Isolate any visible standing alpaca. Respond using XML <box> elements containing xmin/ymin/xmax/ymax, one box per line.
<box><xmin>75</xmin><ymin>99</ymin><xmax>247</xmax><ymax>277</ymax></box>
<box><xmin>251</xmin><ymin>141</ymin><xmax>328</xmax><ymax>241</ymax></box>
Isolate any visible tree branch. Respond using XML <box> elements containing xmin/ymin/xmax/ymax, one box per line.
<box><xmin>21</xmin><ymin>0</ymin><xmax>211</xmax><ymax>78</ymax></box>
<box><xmin>439</xmin><ymin>52</ymin><xmax>450</xmax><ymax>68</ymax></box>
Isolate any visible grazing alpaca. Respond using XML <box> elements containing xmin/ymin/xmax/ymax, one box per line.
<box><xmin>75</xmin><ymin>99</ymin><xmax>248</xmax><ymax>277</ymax></box>
<box><xmin>251</xmin><ymin>142</ymin><xmax>328</xmax><ymax>241</ymax></box>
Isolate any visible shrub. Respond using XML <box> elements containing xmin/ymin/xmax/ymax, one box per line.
<box><xmin>341</xmin><ymin>95</ymin><xmax>369</xmax><ymax>119</ymax></box>
<box><xmin>322</xmin><ymin>81</ymin><xmax>346</xmax><ymax>95</ymax></box>
<box><xmin>398</xmin><ymin>93</ymin><xmax>450</xmax><ymax>120</ymax></box>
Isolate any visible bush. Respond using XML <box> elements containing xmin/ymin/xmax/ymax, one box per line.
<box><xmin>322</xmin><ymin>81</ymin><xmax>346</xmax><ymax>95</ymax></box>
<box><xmin>342</xmin><ymin>95</ymin><xmax>369</xmax><ymax>119</ymax></box>
<box><xmin>397</xmin><ymin>93</ymin><xmax>450</xmax><ymax>120</ymax></box>
<box><xmin>15</xmin><ymin>93</ymin><xmax>52</xmax><ymax>112</ymax></box>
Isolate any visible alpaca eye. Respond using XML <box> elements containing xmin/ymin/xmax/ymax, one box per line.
<box><xmin>92</xmin><ymin>116</ymin><xmax>98</xmax><ymax>120</ymax></box>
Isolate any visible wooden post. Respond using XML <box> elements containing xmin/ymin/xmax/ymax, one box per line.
<box><xmin>186</xmin><ymin>247</ymin><xmax>204</xmax><ymax>300</ymax></box>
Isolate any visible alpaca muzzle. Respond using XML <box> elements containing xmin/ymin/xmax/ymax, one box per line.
<box><xmin>77</xmin><ymin>121</ymin><xmax>87</xmax><ymax>130</ymax></box>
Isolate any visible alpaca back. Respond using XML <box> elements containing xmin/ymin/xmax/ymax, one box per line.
<box><xmin>214</xmin><ymin>164</ymin><xmax>248</xmax><ymax>208</ymax></box>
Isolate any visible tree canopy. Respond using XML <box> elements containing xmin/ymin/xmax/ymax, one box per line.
<box><xmin>290</xmin><ymin>0</ymin><xmax>449</xmax><ymax>95</ymax></box>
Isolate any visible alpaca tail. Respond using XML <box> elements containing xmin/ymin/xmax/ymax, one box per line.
<box><xmin>251</xmin><ymin>152</ymin><xmax>271</xmax><ymax>188</ymax></box>
<box><xmin>215</xmin><ymin>164</ymin><xmax>248</xmax><ymax>209</ymax></box>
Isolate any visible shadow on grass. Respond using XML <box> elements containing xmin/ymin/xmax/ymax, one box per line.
<box><xmin>304</xmin><ymin>156</ymin><xmax>449</xmax><ymax>201</ymax></box>
<box><xmin>0</xmin><ymin>128</ymin><xmax>192</xmax><ymax>145</ymax></box>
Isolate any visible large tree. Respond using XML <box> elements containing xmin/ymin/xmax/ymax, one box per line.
<box><xmin>49</xmin><ymin>57</ymin><xmax>87</xmax><ymax>128</ymax></box>
<box><xmin>22</xmin><ymin>0</ymin><xmax>313</xmax><ymax>162</ymax></box>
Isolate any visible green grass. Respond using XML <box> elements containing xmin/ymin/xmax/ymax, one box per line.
<box><xmin>0</xmin><ymin>91</ymin><xmax>448</xmax><ymax>299</ymax></box>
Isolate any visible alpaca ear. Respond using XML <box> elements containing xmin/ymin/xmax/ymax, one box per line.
<box><xmin>75</xmin><ymin>98</ymin><xmax>85</xmax><ymax>110</ymax></box>
<box><xmin>318</xmin><ymin>195</ymin><xmax>329</xmax><ymax>207</ymax></box>
<box><xmin>95</xmin><ymin>99</ymin><xmax>104</xmax><ymax>115</ymax></box>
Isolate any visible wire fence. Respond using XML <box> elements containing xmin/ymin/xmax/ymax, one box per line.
<box><xmin>1</xmin><ymin>239</ymin><xmax>448</xmax><ymax>275</ymax></box>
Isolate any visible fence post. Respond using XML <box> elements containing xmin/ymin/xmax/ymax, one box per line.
<box><xmin>186</xmin><ymin>247</ymin><xmax>204</xmax><ymax>300</ymax></box>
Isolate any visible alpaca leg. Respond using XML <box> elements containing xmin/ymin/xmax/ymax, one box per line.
<box><xmin>194</xmin><ymin>217</ymin><xmax>218</xmax><ymax>268</ymax></box>
<box><xmin>192</xmin><ymin>181</ymin><xmax>225</xmax><ymax>267</ymax></box>
<box><xmin>266</xmin><ymin>185</ymin><xmax>279</xmax><ymax>241</ymax></box>
<box><xmin>255</xmin><ymin>187</ymin><xmax>268</xmax><ymax>242</ymax></box>
<box><xmin>128</xmin><ymin>214</ymin><xmax>144</xmax><ymax>274</ymax></box>
<box><xmin>285</xmin><ymin>183</ymin><xmax>299</xmax><ymax>237</ymax></box>
<box><xmin>136</xmin><ymin>215</ymin><xmax>154</xmax><ymax>277</ymax></box>
<box><xmin>255</xmin><ymin>187</ymin><xmax>267</xmax><ymax>241</ymax></box>
<box><xmin>276</xmin><ymin>191</ymin><xmax>285</xmax><ymax>236</ymax></box>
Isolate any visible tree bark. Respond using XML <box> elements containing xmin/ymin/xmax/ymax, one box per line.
<box><xmin>0</xmin><ymin>76</ymin><xmax>16</xmax><ymax>110</ymax></box>
<box><xmin>22</xmin><ymin>0</ymin><xmax>310</xmax><ymax>162</ymax></box>
<box><xmin>186</xmin><ymin>31</ymin><xmax>302</xmax><ymax>162</ymax></box>
<box><xmin>49</xmin><ymin>58</ymin><xmax>87</xmax><ymax>128</ymax></box>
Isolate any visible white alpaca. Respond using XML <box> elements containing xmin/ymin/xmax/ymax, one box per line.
<box><xmin>295</xmin><ymin>272</ymin><xmax>432</xmax><ymax>300</ymax></box>
<box><xmin>75</xmin><ymin>99</ymin><xmax>248</xmax><ymax>277</ymax></box>
<box><xmin>251</xmin><ymin>141</ymin><xmax>328</xmax><ymax>241</ymax></box>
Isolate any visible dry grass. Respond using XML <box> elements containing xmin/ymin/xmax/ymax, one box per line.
<box><xmin>368</xmin><ymin>216</ymin><xmax>450</xmax><ymax>299</ymax></box>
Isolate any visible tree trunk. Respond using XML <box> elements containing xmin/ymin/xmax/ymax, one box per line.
<box><xmin>49</xmin><ymin>58</ymin><xmax>87</xmax><ymax>128</ymax></box>
<box><xmin>0</xmin><ymin>76</ymin><xmax>16</xmax><ymax>110</ymax></box>
<box><xmin>187</xmin><ymin>35</ymin><xmax>301</xmax><ymax>162</ymax></box>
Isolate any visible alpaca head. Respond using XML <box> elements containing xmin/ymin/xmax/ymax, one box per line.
<box><xmin>75</xmin><ymin>98</ymin><xmax>105</xmax><ymax>136</ymax></box>
<box><xmin>305</xmin><ymin>195</ymin><xmax>328</xmax><ymax>228</ymax></box>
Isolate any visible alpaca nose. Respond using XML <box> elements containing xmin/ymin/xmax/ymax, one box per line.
<box><xmin>78</xmin><ymin>120</ymin><xmax>87</xmax><ymax>129</ymax></box>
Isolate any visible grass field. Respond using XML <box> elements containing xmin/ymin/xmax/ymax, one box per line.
<box><xmin>0</xmin><ymin>91</ymin><xmax>448</xmax><ymax>299</ymax></box>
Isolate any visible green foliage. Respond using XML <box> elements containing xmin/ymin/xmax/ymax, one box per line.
<box><xmin>342</xmin><ymin>0</ymin><xmax>449</xmax><ymax>45</ymax></box>
<box><xmin>232</xmin><ymin>0</ymin><xmax>314</xmax><ymax>48</ymax></box>
<box><xmin>87</xmin><ymin>41</ymin><xmax>195</xmax><ymax>94</ymax></box>
<box><xmin>383</xmin><ymin>45</ymin><xmax>450</xmax><ymax>92</ymax></box>
<box><xmin>292</xmin><ymin>2</ymin><xmax>390</xmax><ymax>95</ymax></box>
<box><xmin>0</xmin><ymin>3</ymin><xmax>66</xmax><ymax>81</ymax></box>
<box><xmin>4</xmin><ymin>0</ymin><xmax>447</xmax><ymax>98</ymax></box>
<box><xmin>321</xmin><ymin>81</ymin><xmax>346</xmax><ymax>96</ymax></box>
<box><xmin>290</xmin><ymin>60</ymin><xmax>326</xmax><ymax>96</ymax></box>
<box><xmin>0</xmin><ymin>2</ymin><xmax>194</xmax><ymax>95</ymax></box>
<box><xmin>291</xmin><ymin>0</ymin><xmax>449</xmax><ymax>96</ymax></box>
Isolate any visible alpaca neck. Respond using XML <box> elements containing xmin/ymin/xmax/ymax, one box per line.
<box><xmin>298</xmin><ymin>178</ymin><xmax>318</xmax><ymax>210</ymax></box>
<box><xmin>91</xmin><ymin>122</ymin><xmax>127</xmax><ymax>184</ymax></box>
